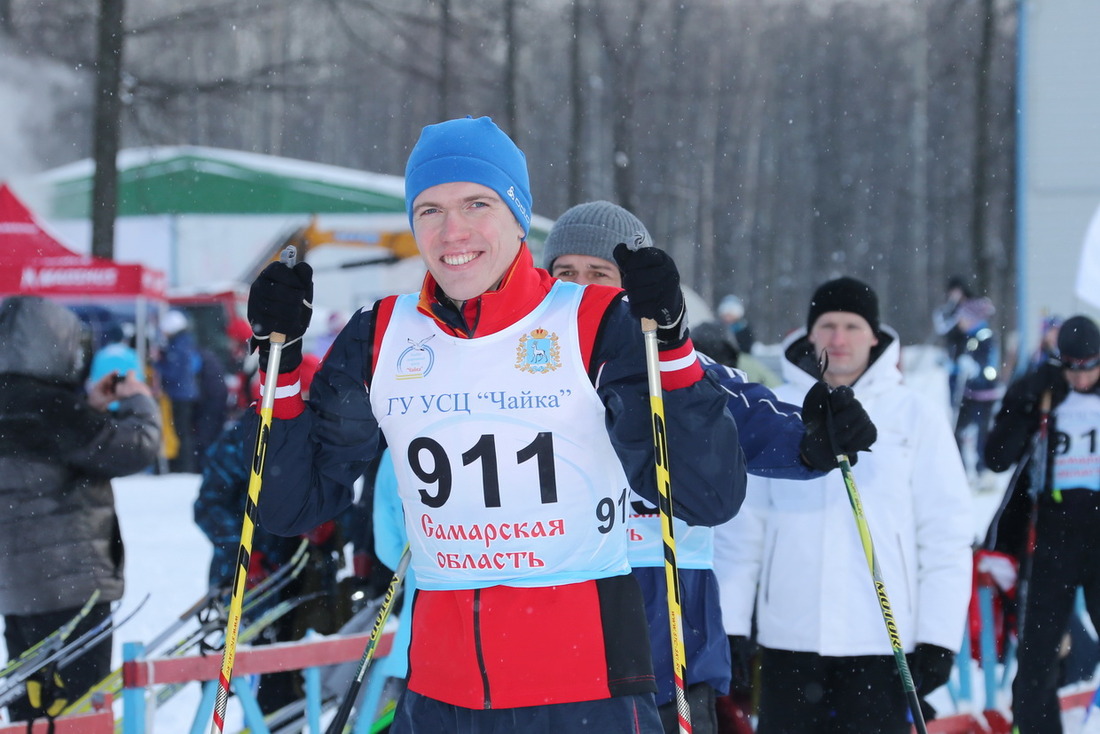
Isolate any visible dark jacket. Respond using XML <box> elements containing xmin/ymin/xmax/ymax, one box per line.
<box><xmin>983</xmin><ymin>369</ymin><xmax>1078</xmax><ymax>558</ymax></box>
<box><xmin>957</xmin><ymin>320</ymin><xmax>1004</xmax><ymax>403</ymax></box>
<box><xmin>0</xmin><ymin>296</ymin><xmax>161</xmax><ymax>615</ymax></box>
<box><xmin>193</xmin><ymin>346</ymin><xmax>229</xmax><ymax>459</ymax></box>
<box><xmin>259</xmin><ymin>248</ymin><xmax>744</xmax><ymax>536</ymax></box>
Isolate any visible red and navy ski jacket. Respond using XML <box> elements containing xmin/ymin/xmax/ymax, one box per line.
<box><xmin>256</xmin><ymin>245</ymin><xmax>745</xmax><ymax>709</ymax></box>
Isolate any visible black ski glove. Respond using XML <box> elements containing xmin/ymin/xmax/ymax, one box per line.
<box><xmin>248</xmin><ymin>260</ymin><xmax>314</xmax><ymax>373</ymax></box>
<box><xmin>907</xmin><ymin>643</ymin><xmax>955</xmax><ymax>699</ymax></box>
<box><xmin>1023</xmin><ymin>360</ymin><xmax>1069</xmax><ymax>411</ymax></box>
<box><xmin>799</xmin><ymin>381</ymin><xmax>877</xmax><ymax>471</ymax></box>
<box><xmin>612</xmin><ymin>243</ymin><xmax>687</xmax><ymax>350</ymax></box>
<box><xmin>1002</xmin><ymin>360</ymin><xmax>1068</xmax><ymax>435</ymax></box>
<box><xmin>728</xmin><ymin>635</ymin><xmax>756</xmax><ymax>695</ymax></box>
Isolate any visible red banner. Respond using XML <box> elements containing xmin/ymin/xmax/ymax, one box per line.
<box><xmin>0</xmin><ymin>256</ymin><xmax>167</xmax><ymax>299</ymax></box>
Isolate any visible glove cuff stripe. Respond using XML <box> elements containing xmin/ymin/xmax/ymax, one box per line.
<box><xmin>260</xmin><ymin>378</ymin><xmax>301</xmax><ymax>400</ymax></box>
<box><xmin>256</xmin><ymin>369</ymin><xmax>306</xmax><ymax>419</ymax></box>
<box><xmin>658</xmin><ymin>339</ymin><xmax>703</xmax><ymax>389</ymax></box>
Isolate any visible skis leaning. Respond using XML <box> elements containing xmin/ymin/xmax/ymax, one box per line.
<box><xmin>147</xmin><ymin>589</ymin><xmax>328</xmax><ymax>715</ymax></box>
<box><xmin>62</xmin><ymin>539</ymin><xmax>312</xmax><ymax>718</ymax></box>
<box><xmin>148</xmin><ymin>538</ymin><xmax>311</xmax><ymax>658</ymax></box>
<box><xmin>0</xmin><ymin>590</ymin><xmax>102</xmax><ymax>683</ymax></box>
<box><xmin>0</xmin><ymin>594</ymin><xmax>149</xmax><ymax>709</ymax></box>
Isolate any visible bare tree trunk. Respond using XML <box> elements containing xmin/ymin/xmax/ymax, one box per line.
<box><xmin>568</xmin><ymin>0</ymin><xmax>584</xmax><ymax>204</ymax></box>
<box><xmin>91</xmin><ymin>0</ymin><xmax>124</xmax><ymax>261</ymax></box>
<box><xmin>696</xmin><ymin>41</ymin><xmax>721</xmax><ymax>306</ymax></box>
<box><xmin>909</xmin><ymin>0</ymin><xmax>932</xmax><ymax>337</ymax></box>
<box><xmin>503</xmin><ymin>0</ymin><xmax>518</xmax><ymax>137</ymax></box>
<box><xmin>438</xmin><ymin>0</ymin><xmax>450</xmax><ymax>120</ymax></box>
<box><xmin>0</xmin><ymin>0</ymin><xmax>12</xmax><ymax>35</ymax></box>
<box><xmin>971</xmin><ymin>0</ymin><xmax>995</xmax><ymax>296</ymax></box>
<box><xmin>592</xmin><ymin>0</ymin><xmax>649</xmax><ymax>213</ymax></box>
<box><xmin>610</xmin><ymin>99</ymin><xmax>634</xmax><ymax>212</ymax></box>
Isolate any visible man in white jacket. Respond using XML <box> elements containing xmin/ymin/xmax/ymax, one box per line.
<box><xmin>714</xmin><ymin>277</ymin><xmax>974</xmax><ymax>732</ymax></box>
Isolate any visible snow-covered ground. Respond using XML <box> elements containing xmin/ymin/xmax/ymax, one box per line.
<box><xmin>107</xmin><ymin>472</ymin><xmax>216</xmax><ymax>731</ymax></box>
<box><xmin>1</xmin><ymin>347</ymin><xmax>1097</xmax><ymax>731</ymax></box>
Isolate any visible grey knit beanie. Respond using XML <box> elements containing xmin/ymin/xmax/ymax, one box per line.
<box><xmin>542</xmin><ymin>201</ymin><xmax>653</xmax><ymax>270</ymax></box>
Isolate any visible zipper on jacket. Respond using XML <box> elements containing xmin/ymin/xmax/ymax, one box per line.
<box><xmin>473</xmin><ymin>588</ymin><xmax>492</xmax><ymax>708</ymax></box>
<box><xmin>763</xmin><ymin>532</ymin><xmax>778</xmax><ymax>605</ymax></box>
<box><xmin>428</xmin><ymin>287</ymin><xmax>483</xmax><ymax>338</ymax></box>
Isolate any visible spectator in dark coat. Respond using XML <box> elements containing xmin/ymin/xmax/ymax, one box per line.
<box><xmin>0</xmin><ymin>296</ymin><xmax>161</xmax><ymax>724</ymax></box>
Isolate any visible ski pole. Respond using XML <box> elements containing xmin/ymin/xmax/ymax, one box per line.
<box><xmin>812</xmin><ymin>352</ymin><xmax>927</xmax><ymax>732</ymax></box>
<box><xmin>1016</xmin><ymin>389</ymin><xmax>1052</xmax><ymax>646</ymax></box>
<box><xmin>325</xmin><ymin>545</ymin><xmax>411</xmax><ymax>734</ymax></box>
<box><xmin>210</xmin><ymin>245</ymin><xmax>297</xmax><ymax>734</ymax></box>
<box><xmin>835</xmin><ymin>454</ymin><xmax>928</xmax><ymax>734</ymax></box>
<box><xmin>642</xmin><ymin>317</ymin><xmax>692</xmax><ymax>734</ymax></box>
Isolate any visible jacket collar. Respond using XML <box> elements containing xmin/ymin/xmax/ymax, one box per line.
<box><xmin>781</xmin><ymin>325</ymin><xmax>901</xmax><ymax>395</ymax></box>
<box><xmin>415</xmin><ymin>245</ymin><xmax>555</xmax><ymax>338</ymax></box>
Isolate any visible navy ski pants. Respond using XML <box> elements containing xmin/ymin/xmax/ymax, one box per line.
<box><xmin>390</xmin><ymin>689</ymin><xmax>663</xmax><ymax>733</ymax></box>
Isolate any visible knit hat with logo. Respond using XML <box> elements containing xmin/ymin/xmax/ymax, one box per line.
<box><xmin>541</xmin><ymin>200</ymin><xmax>652</xmax><ymax>271</ymax></box>
<box><xmin>404</xmin><ymin>116</ymin><xmax>532</xmax><ymax>237</ymax></box>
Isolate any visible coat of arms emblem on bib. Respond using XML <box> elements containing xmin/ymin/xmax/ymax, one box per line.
<box><xmin>515</xmin><ymin>328</ymin><xmax>560</xmax><ymax>374</ymax></box>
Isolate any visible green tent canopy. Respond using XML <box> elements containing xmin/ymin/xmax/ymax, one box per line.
<box><xmin>40</xmin><ymin>146</ymin><xmax>409</xmax><ymax>218</ymax></box>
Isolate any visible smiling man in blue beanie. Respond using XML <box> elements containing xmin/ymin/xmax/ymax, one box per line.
<box><xmin>244</xmin><ymin>116</ymin><xmax>747</xmax><ymax>732</ymax></box>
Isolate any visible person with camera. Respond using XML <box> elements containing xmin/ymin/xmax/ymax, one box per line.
<box><xmin>0</xmin><ymin>296</ymin><xmax>160</xmax><ymax>724</ymax></box>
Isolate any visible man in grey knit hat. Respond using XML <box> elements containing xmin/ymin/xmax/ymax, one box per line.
<box><xmin>542</xmin><ymin>201</ymin><xmax>877</xmax><ymax>734</ymax></box>
<box><xmin>543</xmin><ymin>200</ymin><xmax>652</xmax><ymax>287</ymax></box>
<box><xmin>544</xmin><ymin>203</ymin><xmax>780</xmax><ymax>385</ymax></box>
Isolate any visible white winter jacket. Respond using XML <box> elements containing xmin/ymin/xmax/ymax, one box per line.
<box><xmin>714</xmin><ymin>327</ymin><xmax>974</xmax><ymax>656</ymax></box>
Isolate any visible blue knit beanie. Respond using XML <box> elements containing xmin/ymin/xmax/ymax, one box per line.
<box><xmin>404</xmin><ymin>116</ymin><xmax>532</xmax><ymax>236</ymax></box>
